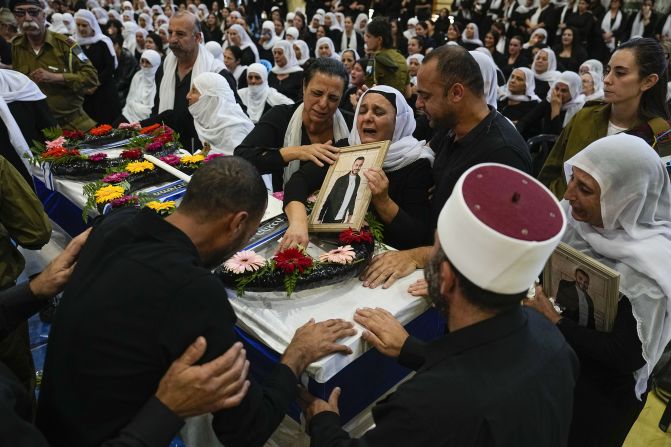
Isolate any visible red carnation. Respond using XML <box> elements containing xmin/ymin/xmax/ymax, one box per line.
<box><xmin>273</xmin><ymin>247</ymin><xmax>313</xmax><ymax>274</ymax></box>
<box><xmin>62</xmin><ymin>129</ymin><xmax>84</xmax><ymax>140</ymax></box>
<box><xmin>339</xmin><ymin>228</ymin><xmax>374</xmax><ymax>245</ymax></box>
<box><xmin>121</xmin><ymin>148</ymin><xmax>142</xmax><ymax>159</ymax></box>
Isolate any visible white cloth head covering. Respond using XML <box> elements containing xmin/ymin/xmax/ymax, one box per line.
<box><xmin>108</xmin><ymin>9</ymin><xmax>122</xmax><ymax>23</ymax></box>
<box><xmin>62</xmin><ymin>12</ymin><xmax>76</xmax><ymax>34</ymax></box>
<box><xmin>122</xmin><ymin>21</ymin><xmax>138</xmax><ymax>53</ymax></box>
<box><xmin>155</xmin><ymin>14</ymin><xmax>169</xmax><ymax>28</ymax></box>
<box><xmin>580</xmin><ymin>59</ymin><xmax>604</xmax><ymax>78</ymax></box>
<box><xmin>158</xmin><ymin>44</ymin><xmax>225</xmax><ymax>113</ymax></box>
<box><xmin>349</xmin><ymin>85</ymin><xmax>434</xmax><ymax>172</ymax></box>
<box><xmin>309</xmin><ymin>13</ymin><xmax>324</xmax><ymax>32</ymax></box>
<box><xmin>341</xmin><ymin>24</ymin><xmax>359</xmax><ymax>52</ymax></box>
<box><xmin>533</xmin><ymin>48</ymin><xmax>561</xmax><ymax>82</ymax></box>
<box><xmin>547</xmin><ymin>71</ymin><xmax>585</xmax><ymax>127</ymax></box>
<box><xmin>562</xmin><ymin>133</ymin><xmax>671</xmax><ymax>400</ymax></box>
<box><xmin>583</xmin><ymin>70</ymin><xmax>604</xmax><ymax>101</ymax></box>
<box><xmin>189</xmin><ymin>72</ymin><xmax>254</xmax><ymax>155</ymax></box>
<box><xmin>261</xmin><ymin>20</ymin><xmax>280</xmax><ymax>50</ymax></box>
<box><xmin>238</xmin><ymin>62</ymin><xmax>294</xmax><ymax>122</ymax></box>
<box><xmin>316</xmin><ymin>36</ymin><xmax>339</xmax><ymax>59</ymax></box>
<box><xmin>354</xmin><ymin>13</ymin><xmax>368</xmax><ymax>33</ymax></box>
<box><xmin>470</xmin><ymin>50</ymin><xmax>498</xmax><ymax>109</ymax></box>
<box><xmin>294</xmin><ymin>40</ymin><xmax>310</xmax><ymax>65</ymax></box>
<box><xmin>138</xmin><ymin>12</ymin><xmax>153</xmax><ymax>31</ymax></box>
<box><xmin>121</xmin><ymin>10</ymin><xmax>135</xmax><ymax>23</ymax></box>
<box><xmin>271</xmin><ymin>40</ymin><xmax>303</xmax><ymax>74</ymax></box>
<box><xmin>406</xmin><ymin>53</ymin><xmax>424</xmax><ymax>65</ymax></box>
<box><xmin>403</xmin><ymin>17</ymin><xmax>418</xmax><ymax>40</ymax></box>
<box><xmin>92</xmin><ymin>6</ymin><xmax>108</xmax><ymax>25</ymax></box>
<box><xmin>205</xmin><ymin>41</ymin><xmax>224</xmax><ymax>62</ymax></box>
<box><xmin>438</xmin><ymin>163</ymin><xmax>566</xmax><ymax>294</ymax></box>
<box><xmin>601</xmin><ymin>9</ymin><xmax>623</xmax><ymax>49</ymax></box>
<box><xmin>122</xmin><ymin>49</ymin><xmax>160</xmax><ymax>122</ymax></box>
<box><xmin>49</xmin><ymin>13</ymin><xmax>69</xmax><ymax>34</ymax></box>
<box><xmin>498</xmin><ymin>67</ymin><xmax>541</xmax><ymax>102</ymax></box>
<box><xmin>225</xmin><ymin>24</ymin><xmax>259</xmax><ymax>62</ymax></box>
<box><xmin>523</xmin><ymin>28</ymin><xmax>547</xmax><ymax>48</ymax></box>
<box><xmin>325</xmin><ymin>12</ymin><xmax>342</xmax><ymax>32</ymax></box>
<box><xmin>286</xmin><ymin>26</ymin><xmax>299</xmax><ymax>40</ymax></box>
<box><xmin>0</xmin><ymin>70</ymin><xmax>46</xmax><ymax>172</ymax></box>
<box><xmin>74</xmin><ymin>9</ymin><xmax>118</xmax><ymax>68</ymax></box>
<box><xmin>461</xmin><ymin>22</ymin><xmax>483</xmax><ymax>46</ymax></box>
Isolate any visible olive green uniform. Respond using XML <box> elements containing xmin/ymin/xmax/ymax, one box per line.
<box><xmin>0</xmin><ymin>156</ymin><xmax>51</xmax><ymax>396</ymax></box>
<box><xmin>365</xmin><ymin>48</ymin><xmax>409</xmax><ymax>97</ymax></box>
<box><xmin>12</xmin><ymin>30</ymin><xmax>99</xmax><ymax>131</ymax></box>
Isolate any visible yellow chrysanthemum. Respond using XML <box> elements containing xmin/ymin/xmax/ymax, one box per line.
<box><xmin>180</xmin><ymin>154</ymin><xmax>205</xmax><ymax>164</ymax></box>
<box><xmin>125</xmin><ymin>160</ymin><xmax>155</xmax><ymax>174</ymax></box>
<box><xmin>95</xmin><ymin>185</ymin><xmax>125</xmax><ymax>204</ymax></box>
<box><xmin>145</xmin><ymin>201</ymin><xmax>176</xmax><ymax>213</ymax></box>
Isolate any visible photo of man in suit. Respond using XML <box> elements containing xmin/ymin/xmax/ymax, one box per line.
<box><xmin>555</xmin><ymin>268</ymin><xmax>595</xmax><ymax>329</ymax></box>
<box><xmin>318</xmin><ymin>156</ymin><xmax>365</xmax><ymax>224</ymax></box>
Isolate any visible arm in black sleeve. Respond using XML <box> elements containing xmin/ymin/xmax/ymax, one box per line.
<box><xmin>0</xmin><ymin>282</ymin><xmax>44</xmax><ymax>341</ymax></box>
<box><xmin>234</xmin><ymin>105</ymin><xmax>293</xmax><ymax>174</ymax></box>
<box><xmin>516</xmin><ymin>100</ymin><xmax>548</xmax><ymax>137</ymax></box>
<box><xmin>558</xmin><ymin>297</ymin><xmax>645</xmax><ymax>374</ymax></box>
<box><xmin>283</xmin><ymin>161</ymin><xmax>329</xmax><ymax>207</ymax></box>
<box><xmin>397</xmin><ymin>335</ymin><xmax>427</xmax><ymax>370</ymax></box>
<box><xmin>151</xmin><ymin>65</ymin><xmax>163</xmax><ymax>116</ymax></box>
<box><xmin>98</xmin><ymin>43</ymin><xmax>116</xmax><ymax>84</ymax></box>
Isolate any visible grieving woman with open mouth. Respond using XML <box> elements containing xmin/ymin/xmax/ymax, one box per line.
<box><xmin>280</xmin><ymin>85</ymin><xmax>435</xmax><ymax>251</ymax></box>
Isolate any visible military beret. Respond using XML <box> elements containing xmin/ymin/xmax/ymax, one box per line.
<box><xmin>9</xmin><ymin>0</ymin><xmax>42</xmax><ymax>12</ymax></box>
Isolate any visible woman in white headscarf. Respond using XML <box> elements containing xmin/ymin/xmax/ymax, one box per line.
<box><xmin>523</xmin><ymin>28</ymin><xmax>547</xmax><ymax>49</ymax></box>
<box><xmin>579</xmin><ymin>58</ymin><xmax>603</xmax><ymax>77</ymax></box>
<box><xmin>134</xmin><ymin>28</ymin><xmax>148</xmax><ymax>59</ymax></box>
<box><xmin>532</xmin><ymin>47</ymin><xmax>561</xmax><ymax>98</ymax></box>
<box><xmin>528</xmin><ymin>133</ymin><xmax>671</xmax><ymax>446</ymax></box>
<box><xmin>315</xmin><ymin>36</ymin><xmax>339</xmax><ymax>59</ymax></box>
<box><xmin>187</xmin><ymin>72</ymin><xmax>254</xmax><ymax>155</ymax></box>
<box><xmin>224</xmin><ymin>24</ymin><xmax>259</xmax><ymax>66</ymax></box>
<box><xmin>460</xmin><ymin>22</ymin><xmax>483</xmax><ymax>50</ymax></box>
<box><xmin>308</xmin><ymin>13</ymin><xmax>324</xmax><ymax>33</ymax></box>
<box><xmin>205</xmin><ymin>41</ymin><xmax>224</xmax><ymax>63</ymax></box>
<box><xmin>62</xmin><ymin>12</ymin><xmax>76</xmax><ymax>35</ymax></box>
<box><xmin>92</xmin><ymin>7</ymin><xmax>108</xmax><ymax>26</ymax></box>
<box><xmin>238</xmin><ymin>62</ymin><xmax>293</xmax><ymax>123</ymax></box>
<box><xmin>138</xmin><ymin>12</ymin><xmax>153</xmax><ymax>31</ymax></box>
<box><xmin>122</xmin><ymin>21</ymin><xmax>138</xmax><ymax>53</ymax></box>
<box><xmin>122</xmin><ymin>49</ymin><xmax>161</xmax><ymax>122</ymax></box>
<box><xmin>268</xmin><ymin>40</ymin><xmax>304</xmax><ymax>102</ymax></box>
<box><xmin>285</xmin><ymin>26</ymin><xmax>299</xmax><ymax>41</ymax></box>
<box><xmin>354</xmin><ymin>13</ymin><xmax>368</xmax><ymax>34</ymax></box>
<box><xmin>581</xmin><ymin>70</ymin><xmax>604</xmax><ymax>101</ymax></box>
<box><xmin>498</xmin><ymin>67</ymin><xmax>541</xmax><ymax>125</ymax></box>
<box><xmin>49</xmin><ymin>13</ymin><xmax>69</xmax><ymax>34</ymax></box>
<box><xmin>407</xmin><ymin>53</ymin><xmax>423</xmax><ymax>88</ymax></box>
<box><xmin>281</xmin><ymin>84</ymin><xmax>435</xmax><ymax>251</ymax></box>
<box><xmin>293</xmin><ymin>40</ymin><xmax>310</xmax><ymax>66</ymax></box>
<box><xmin>470</xmin><ymin>50</ymin><xmax>499</xmax><ymax>109</ymax></box>
<box><xmin>75</xmin><ymin>9</ymin><xmax>122</xmax><ymax>123</ymax></box>
<box><xmin>258</xmin><ymin>20</ymin><xmax>280</xmax><ymax>61</ymax></box>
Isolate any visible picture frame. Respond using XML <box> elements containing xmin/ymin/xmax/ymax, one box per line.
<box><xmin>543</xmin><ymin>242</ymin><xmax>621</xmax><ymax>332</ymax></box>
<box><xmin>308</xmin><ymin>141</ymin><xmax>390</xmax><ymax>233</ymax></box>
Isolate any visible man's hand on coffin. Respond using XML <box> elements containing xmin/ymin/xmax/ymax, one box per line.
<box><xmin>407</xmin><ymin>278</ymin><xmax>428</xmax><ymax>297</ymax></box>
<box><xmin>282</xmin><ymin>318</ymin><xmax>356</xmax><ymax>378</ymax></box>
<box><xmin>360</xmin><ymin>250</ymin><xmax>419</xmax><ymax>289</ymax></box>
<box><xmin>354</xmin><ymin>307</ymin><xmax>409</xmax><ymax>358</ymax></box>
<box><xmin>298</xmin><ymin>386</ymin><xmax>341</xmax><ymax>425</ymax></box>
<box><xmin>155</xmin><ymin>337</ymin><xmax>250</xmax><ymax>418</ymax></box>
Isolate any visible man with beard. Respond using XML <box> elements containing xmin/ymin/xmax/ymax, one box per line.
<box><xmin>360</xmin><ymin>45</ymin><xmax>532</xmax><ymax>289</ymax></box>
<box><xmin>146</xmin><ymin>11</ymin><xmax>243</xmax><ymax>151</ymax></box>
<box><xmin>36</xmin><ymin>157</ymin><xmax>356</xmax><ymax>447</ymax></box>
<box><xmin>301</xmin><ymin>163</ymin><xmax>579</xmax><ymax>446</ymax></box>
<box><xmin>318</xmin><ymin>157</ymin><xmax>365</xmax><ymax>224</ymax></box>
<box><xmin>10</xmin><ymin>0</ymin><xmax>99</xmax><ymax>131</ymax></box>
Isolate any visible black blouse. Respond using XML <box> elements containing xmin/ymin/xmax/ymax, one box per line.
<box><xmin>268</xmin><ymin>71</ymin><xmax>304</xmax><ymax>102</ymax></box>
<box><xmin>82</xmin><ymin>41</ymin><xmax>122</xmax><ymax>124</ymax></box>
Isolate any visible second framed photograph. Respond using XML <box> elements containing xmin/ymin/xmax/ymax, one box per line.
<box><xmin>543</xmin><ymin>242</ymin><xmax>621</xmax><ymax>332</ymax></box>
<box><xmin>308</xmin><ymin>141</ymin><xmax>390</xmax><ymax>233</ymax></box>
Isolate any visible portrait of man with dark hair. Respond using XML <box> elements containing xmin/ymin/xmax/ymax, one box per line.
<box><xmin>556</xmin><ymin>268</ymin><xmax>595</xmax><ymax>329</ymax></box>
<box><xmin>318</xmin><ymin>156</ymin><xmax>365</xmax><ymax>224</ymax></box>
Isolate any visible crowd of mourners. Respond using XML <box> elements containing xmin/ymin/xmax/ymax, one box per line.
<box><xmin>2</xmin><ymin>0</ymin><xmax>671</xmax><ymax>445</ymax></box>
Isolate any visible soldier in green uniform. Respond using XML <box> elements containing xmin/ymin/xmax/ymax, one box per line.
<box><xmin>363</xmin><ymin>18</ymin><xmax>410</xmax><ymax>98</ymax></box>
<box><xmin>10</xmin><ymin>0</ymin><xmax>99</xmax><ymax>131</ymax></box>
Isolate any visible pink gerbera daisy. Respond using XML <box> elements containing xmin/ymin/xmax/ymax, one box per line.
<box><xmin>224</xmin><ymin>250</ymin><xmax>266</xmax><ymax>274</ymax></box>
<box><xmin>319</xmin><ymin>245</ymin><xmax>356</xmax><ymax>264</ymax></box>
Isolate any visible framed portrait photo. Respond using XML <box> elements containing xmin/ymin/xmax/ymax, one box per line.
<box><xmin>543</xmin><ymin>242</ymin><xmax>620</xmax><ymax>332</ymax></box>
<box><xmin>308</xmin><ymin>141</ymin><xmax>390</xmax><ymax>233</ymax></box>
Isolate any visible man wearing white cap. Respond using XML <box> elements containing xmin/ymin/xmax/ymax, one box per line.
<box><xmin>301</xmin><ymin>163</ymin><xmax>579</xmax><ymax>446</ymax></box>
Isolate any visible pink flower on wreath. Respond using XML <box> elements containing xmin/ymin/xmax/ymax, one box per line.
<box><xmin>118</xmin><ymin>122</ymin><xmax>141</xmax><ymax>130</ymax></box>
<box><xmin>46</xmin><ymin>136</ymin><xmax>66</xmax><ymax>150</ymax></box>
<box><xmin>204</xmin><ymin>153</ymin><xmax>226</xmax><ymax>163</ymax></box>
<box><xmin>110</xmin><ymin>195</ymin><xmax>138</xmax><ymax>208</ymax></box>
<box><xmin>101</xmin><ymin>172</ymin><xmax>129</xmax><ymax>183</ymax></box>
<box><xmin>319</xmin><ymin>245</ymin><xmax>356</xmax><ymax>264</ymax></box>
<box><xmin>272</xmin><ymin>191</ymin><xmax>284</xmax><ymax>201</ymax></box>
<box><xmin>160</xmin><ymin>154</ymin><xmax>181</xmax><ymax>166</ymax></box>
<box><xmin>224</xmin><ymin>250</ymin><xmax>266</xmax><ymax>274</ymax></box>
<box><xmin>145</xmin><ymin>141</ymin><xmax>163</xmax><ymax>153</ymax></box>
<box><xmin>88</xmin><ymin>152</ymin><xmax>108</xmax><ymax>162</ymax></box>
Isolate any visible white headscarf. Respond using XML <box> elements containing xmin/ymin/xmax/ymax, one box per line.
<box><xmin>341</xmin><ymin>25</ymin><xmax>359</xmax><ymax>52</ymax></box>
<box><xmin>403</xmin><ymin>17</ymin><xmax>418</xmax><ymax>40</ymax></box>
<box><xmin>49</xmin><ymin>13</ymin><xmax>68</xmax><ymax>34</ymax></box>
<box><xmin>547</xmin><ymin>71</ymin><xmax>585</xmax><ymax>127</ymax></box>
<box><xmin>407</xmin><ymin>53</ymin><xmax>424</xmax><ymax>86</ymax></box>
<box><xmin>225</xmin><ymin>24</ymin><xmax>259</xmax><ymax>62</ymax></box>
<box><xmin>601</xmin><ymin>9</ymin><xmax>623</xmax><ymax>49</ymax></box>
<box><xmin>533</xmin><ymin>48</ymin><xmax>561</xmax><ymax>82</ymax></box>
<box><xmin>74</xmin><ymin>9</ymin><xmax>118</xmax><ymax>68</ymax></box>
<box><xmin>0</xmin><ymin>70</ymin><xmax>46</xmax><ymax>172</ymax></box>
<box><xmin>261</xmin><ymin>20</ymin><xmax>280</xmax><ymax>50</ymax></box>
<box><xmin>286</xmin><ymin>26</ymin><xmax>299</xmax><ymax>40</ymax></box>
<box><xmin>583</xmin><ymin>70</ymin><xmax>604</xmax><ymax>102</ymax></box>
<box><xmin>238</xmin><ymin>63</ymin><xmax>294</xmax><ymax>122</ymax></box>
<box><xmin>158</xmin><ymin>44</ymin><xmax>225</xmax><ymax>113</ymax></box>
<box><xmin>108</xmin><ymin>9</ymin><xmax>122</xmax><ymax>23</ymax></box>
<box><xmin>523</xmin><ymin>28</ymin><xmax>547</xmax><ymax>48</ymax></box>
<box><xmin>316</xmin><ymin>36</ymin><xmax>339</xmax><ymax>59</ymax></box>
<box><xmin>470</xmin><ymin>50</ymin><xmax>499</xmax><ymax>109</ymax></box>
<box><xmin>580</xmin><ymin>59</ymin><xmax>603</xmax><ymax>78</ymax></box>
<box><xmin>498</xmin><ymin>67</ymin><xmax>541</xmax><ymax>102</ymax></box>
<box><xmin>205</xmin><ymin>41</ymin><xmax>224</xmax><ymax>62</ymax></box>
<box><xmin>62</xmin><ymin>12</ymin><xmax>76</xmax><ymax>35</ymax></box>
<box><xmin>134</xmin><ymin>28</ymin><xmax>148</xmax><ymax>54</ymax></box>
<box><xmin>562</xmin><ymin>133</ymin><xmax>671</xmax><ymax>400</ymax></box>
<box><xmin>189</xmin><ymin>72</ymin><xmax>254</xmax><ymax>155</ymax></box>
<box><xmin>271</xmin><ymin>40</ymin><xmax>303</xmax><ymax>74</ymax></box>
<box><xmin>349</xmin><ymin>85</ymin><xmax>434</xmax><ymax>172</ymax></box>
<box><xmin>92</xmin><ymin>7</ymin><xmax>108</xmax><ymax>25</ymax></box>
<box><xmin>138</xmin><ymin>12</ymin><xmax>153</xmax><ymax>31</ymax></box>
<box><xmin>309</xmin><ymin>13</ymin><xmax>324</xmax><ymax>33</ymax></box>
<box><xmin>354</xmin><ymin>13</ymin><xmax>368</xmax><ymax>33</ymax></box>
<box><xmin>461</xmin><ymin>22</ymin><xmax>483</xmax><ymax>46</ymax></box>
<box><xmin>294</xmin><ymin>40</ymin><xmax>310</xmax><ymax>65</ymax></box>
<box><xmin>325</xmin><ymin>12</ymin><xmax>342</xmax><ymax>32</ymax></box>
<box><xmin>122</xmin><ymin>49</ymin><xmax>160</xmax><ymax>122</ymax></box>
<box><xmin>121</xmin><ymin>10</ymin><xmax>135</xmax><ymax>23</ymax></box>
<box><xmin>122</xmin><ymin>21</ymin><xmax>138</xmax><ymax>53</ymax></box>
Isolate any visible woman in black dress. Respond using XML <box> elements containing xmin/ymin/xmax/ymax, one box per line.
<box><xmin>74</xmin><ymin>9</ymin><xmax>122</xmax><ymax>124</ymax></box>
<box><xmin>554</xmin><ymin>26</ymin><xmax>587</xmax><ymax>72</ymax></box>
<box><xmin>501</xmin><ymin>35</ymin><xmax>529</xmax><ymax>79</ymax></box>
<box><xmin>498</xmin><ymin>67</ymin><xmax>541</xmax><ymax>131</ymax></box>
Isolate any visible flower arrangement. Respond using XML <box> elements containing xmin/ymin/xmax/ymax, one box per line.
<box><xmin>180</xmin><ymin>154</ymin><xmax>205</xmax><ymax>165</ymax></box>
<box><xmin>145</xmin><ymin>200</ymin><xmax>176</xmax><ymax>215</ymax></box>
<box><xmin>125</xmin><ymin>160</ymin><xmax>155</xmax><ymax>174</ymax></box>
<box><xmin>121</xmin><ymin>148</ymin><xmax>142</xmax><ymax>159</ymax></box>
<box><xmin>88</xmin><ymin>153</ymin><xmax>108</xmax><ymax>162</ymax></box>
<box><xmin>95</xmin><ymin>184</ymin><xmax>125</xmax><ymax>204</ymax></box>
<box><xmin>89</xmin><ymin>124</ymin><xmax>113</xmax><ymax>137</ymax></box>
<box><xmin>101</xmin><ymin>172</ymin><xmax>129</xmax><ymax>184</ymax></box>
<box><xmin>218</xmin><ymin>228</ymin><xmax>376</xmax><ymax>297</ymax></box>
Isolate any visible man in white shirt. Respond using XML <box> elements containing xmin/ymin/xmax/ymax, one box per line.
<box><xmin>318</xmin><ymin>157</ymin><xmax>365</xmax><ymax>223</ymax></box>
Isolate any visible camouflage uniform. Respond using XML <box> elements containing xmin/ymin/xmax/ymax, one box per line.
<box><xmin>365</xmin><ymin>48</ymin><xmax>410</xmax><ymax>97</ymax></box>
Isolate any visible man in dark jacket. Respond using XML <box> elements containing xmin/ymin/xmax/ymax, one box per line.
<box><xmin>556</xmin><ymin>268</ymin><xmax>596</xmax><ymax>329</ymax></box>
<box><xmin>318</xmin><ymin>157</ymin><xmax>364</xmax><ymax>223</ymax></box>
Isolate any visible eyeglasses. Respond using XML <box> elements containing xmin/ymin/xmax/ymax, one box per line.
<box><xmin>13</xmin><ymin>8</ymin><xmax>41</xmax><ymax>17</ymax></box>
